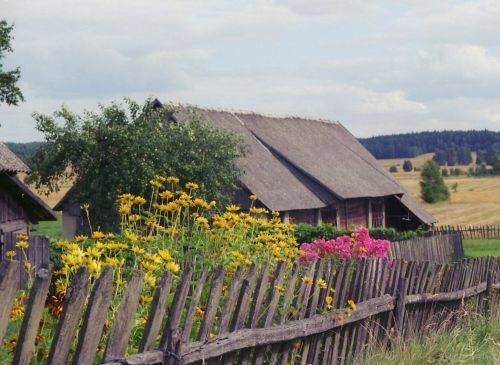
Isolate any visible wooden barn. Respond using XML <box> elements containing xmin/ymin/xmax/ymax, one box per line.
<box><xmin>0</xmin><ymin>142</ymin><xmax>57</xmax><ymax>238</ymax></box>
<box><xmin>54</xmin><ymin>103</ymin><xmax>435</xmax><ymax>239</ymax></box>
<box><xmin>161</xmin><ymin>102</ymin><xmax>436</xmax><ymax>231</ymax></box>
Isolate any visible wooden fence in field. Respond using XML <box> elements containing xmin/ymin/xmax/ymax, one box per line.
<box><xmin>433</xmin><ymin>224</ymin><xmax>500</xmax><ymax>240</ymax></box>
<box><xmin>388</xmin><ymin>233</ymin><xmax>464</xmax><ymax>263</ymax></box>
<box><xmin>1</xmin><ymin>256</ymin><xmax>499</xmax><ymax>365</ymax></box>
<box><xmin>0</xmin><ymin>232</ymin><xmax>50</xmax><ymax>289</ymax></box>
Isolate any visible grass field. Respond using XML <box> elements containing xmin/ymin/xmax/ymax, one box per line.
<box><xmin>380</xmin><ymin>153</ymin><xmax>500</xmax><ymax>226</ymax></box>
<box><xmin>463</xmin><ymin>238</ymin><xmax>500</xmax><ymax>258</ymax></box>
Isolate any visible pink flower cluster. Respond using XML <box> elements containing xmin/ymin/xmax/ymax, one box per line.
<box><xmin>298</xmin><ymin>228</ymin><xmax>390</xmax><ymax>263</ymax></box>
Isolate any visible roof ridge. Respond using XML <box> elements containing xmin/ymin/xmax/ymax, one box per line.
<box><xmin>165</xmin><ymin>101</ymin><xmax>340</xmax><ymax>125</ymax></box>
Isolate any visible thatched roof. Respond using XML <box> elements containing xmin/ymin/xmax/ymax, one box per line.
<box><xmin>0</xmin><ymin>142</ymin><xmax>30</xmax><ymax>173</ymax></box>
<box><xmin>167</xmin><ymin>102</ymin><xmax>436</xmax><ymax>225</ymax></box>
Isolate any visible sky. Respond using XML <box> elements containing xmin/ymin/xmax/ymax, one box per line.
<box><xmin>1</xmin><ymin>0</ymin><xmax>500</xmax><ymax>142</ymax></box>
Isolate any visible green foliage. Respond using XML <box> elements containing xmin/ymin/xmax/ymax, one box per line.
<box><xmin>0</xmin><ymin>20</ymin><xmax>24</xmax><ymax>106</ymax></box>
<box><xmin>28</xmin><ymin>99</ymin><xmax>244</xmax><ymax>231</ymax></box>
<box><xmin>294</xmin><ymin>223</ymin><xmax>423</xmax><ymax>243</ymax></box>
<box><xmin>389</xmin><ymin>165</ymin><xmax>398</xmax><ymax>173</ymax></box>
<box><xmin>420</xmin><ymin>160</ymin><xmax>450</xmax><ymax>203</ymax></box>
<box><xmin>402</xmin><ymin>160</ymin><xmax>413</xmax><ymax>172</ymax></box>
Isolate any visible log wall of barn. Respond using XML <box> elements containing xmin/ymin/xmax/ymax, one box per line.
<box><xmin>0</xmin><ymin>186</ymin><xmax>29</xmax><ymax>234</ymax></box>
<box><xmin>338</xmin><ymin>199</ymin><xmax>368</xmax><ymax>229</ymax></box>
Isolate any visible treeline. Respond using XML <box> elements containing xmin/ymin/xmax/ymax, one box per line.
<box><xmin>359</xmin><ymin>130</ymin><xmax>500</xmax><ymax>161</ymax></box>
<box><xmin>4</xmin><ymin>141</ymin><xmax>43</xmax><ymax>166</ymax></box>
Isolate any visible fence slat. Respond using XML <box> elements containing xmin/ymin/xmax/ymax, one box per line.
<box><xmin>139</xmin><ymin>271</ymin><xmax>174</xmax><ymax>352</ymax></box>
<box><xmin>13</xmin><ymin>264</ymin><xmax>53</xmax><ymax>365</ymax></box>
<box><xmin>0</xmin><ymin>260</ymin><xmax>20</xmax><ymax>344</ymax></box>
<box><xmin>104</xmin><ymin>270</ymin><xmax>144</xmax><ymax>362</ymax></box>
<box><xmin>47</xmin><ymin>266</ymin><xmax>89</xmax><ymax>365</ymax></box>
<box><xmin>182</xmin><ymin>268</ymin><xmax>209</xmax><ymax>343</ymax></box>
<box><xmin>72</xmin><ymin>267</ymin><xmax>114</xmax><ymax>365</ymax></box>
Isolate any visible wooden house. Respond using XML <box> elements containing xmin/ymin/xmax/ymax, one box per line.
<box><xmin>0</xmin><ymin>142</ymin><xmax>57</xmax><ymax>238</ymax></box>
<box><xmin>162</xmin><ymin>102</ymin><xmax>435</xmax><ymax>231</ymax></box>
<box><xmin>54</xmin><ymin>102</ymin><xmax>435</xmax><ymax>239</ymax></box>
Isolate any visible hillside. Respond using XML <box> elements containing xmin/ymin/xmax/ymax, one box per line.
<box><xmin>359</xmin><ymin>130</ymin><xmax>500</xmax><ymax>161</ymax></box>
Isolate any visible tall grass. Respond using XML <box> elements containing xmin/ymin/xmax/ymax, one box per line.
<box><xmin>360</xmin><ymin>312</ymin><xmax>500</xmax><ymax>365</ymax></box>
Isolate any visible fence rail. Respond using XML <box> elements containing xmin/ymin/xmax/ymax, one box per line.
<box><xmin>433</xmin><ymin>224</ymin><xmax>500</xmax><ymax>240</ymax></box>
<box><xmin>1</xmin><ymin>255</ymin><xmax>499</xmax><ymax>365</ymax></box>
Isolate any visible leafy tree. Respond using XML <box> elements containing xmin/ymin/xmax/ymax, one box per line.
<box><xmin>0</xmin><ymin>20</ymin><xmax>24</xmax><ymax>106</ymax></box>
<box><xmin>402</xmin><ymin>160</ymin><xmax>413</xmax><ymax>172</ymax></box>
<box><xmin>28</xmin><ymin>99</ymin><xmax>245</xmax><ymax>231</ymax></box>
<box><xmin>420</xmin><ymin>160</ymin><xmax>450</xmax><ymax>203</ymax></box>
<box><xmin>442</xmin><ymin>168</ymin><xmax>449</xmax><ymax>177</ymax></box>
<box><xmin>389</xmin><ymin>165</ymin><xmax>398</xmax><ymax>173</ymax></box>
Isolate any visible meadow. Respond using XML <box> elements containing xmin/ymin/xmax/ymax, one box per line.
<box><xmin>380</xmin><ymin>153</ymin><xmax>500</xmax><ymax>226</ymax></box>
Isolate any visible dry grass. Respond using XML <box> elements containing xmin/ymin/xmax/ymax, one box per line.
<box><xmin>380</xmin><ymin>154</ymin><xmax>500</xmax><ymax>226</ymax></box>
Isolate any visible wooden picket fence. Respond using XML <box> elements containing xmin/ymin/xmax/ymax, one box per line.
<box><xmin>433</xmin><ymin>224</ymin><xmax>500</xmax><ymax>240</ymax></box>
<box><xmin>1</xmin><ymin>256</ymin><xmax>499</xmax><ymax>365</ymax></box>
<box><xmin>388</xmin><ymin>233</ymin><xmax>464</xmax><ymax>263</ymax></box>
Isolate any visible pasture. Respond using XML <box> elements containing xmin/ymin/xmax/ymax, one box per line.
<box><xmin>379</xmin><ymin>153</ymin><xmax>500</xmax><ymax>226</ymax></box>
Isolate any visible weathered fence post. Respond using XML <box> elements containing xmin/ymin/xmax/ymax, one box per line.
<box><xmin>484</xmin><ymin>269</ymin><xmax>494</xmax><ymax>317</ymax></box>
<box><xmin>12</xmin><ymin>264</ymin><xmax>53</xmax><ymax>365</ymax></box>
<box><xmin>394</xmin><ymin>277</ymin><xmax>408</xmax><ymax>341</ymax></box>
<box><xmin>0</xmin><ymin>260</ymin><xmax>20</xmax><ymax>344</ymax></box>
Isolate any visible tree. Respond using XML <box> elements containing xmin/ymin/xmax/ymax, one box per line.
<box><xmin>420</xmin><ymin>160</ymin><xmax>450</xmax><ymax>203</ymax></box>
<box><xmin>0</xmin><ymin>20</ymin><xmax>24</xmax><ymax>106</ymax></box>
<box><xmin>389</xmin><ymin>165</ymin><xmax>398</xmax><ymax>173</ymax></box>
<box><xmin>28</xmin><ymin>99</ymin><xmax>245</xmax><ymax>231</ymax></box>
<box><xmin>402</xmin><ymin>160</ymin><xmax>413</xmax><ymax>172</ymax></box>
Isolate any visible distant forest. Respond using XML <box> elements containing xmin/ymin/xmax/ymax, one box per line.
<box><xmin>5</xmin><ymin>141</ymin><xmax>43</xmax><ymax>166</ymax></box>
<box><xmin>359</xmin><ymin>130</ymin><xmax>500</xmax><ymax>166</ymax></box>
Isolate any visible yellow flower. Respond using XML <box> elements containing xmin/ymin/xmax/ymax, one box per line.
<box><xmin>166</xmin><ymin>176</ymin><xmax>180</xmax><ymax>183</ymax></box>
<box><xmin>157</xmin><ymin>249</ymin><xmax>173</xmax><ymax>262</ymax></box>
<box><xmin>185</xmin><ymin>182</ymin><xmax>199</xmax><ymax>190</ymax></box>
<box><xmin>141</xmin><ymin>261</ymin><xmax>159</xmax><ymax>272</ymax></box>
<box><xmin>16</xmin><ymin>234</ymin><xmax>29</xmax><ymax>241</ymax></box>
<box><xmin>330</xmin><ymin>288</ymin><xmax>336</xmax><ymax>294</ymax></box>
<box><xmin>74</xmin><ymin>235</ymin><xmax>88</xmax><ymax>242</ymax></box>
<box><xmin>133</xmin><ymin>196</ymin><xmax>146</xmax><ymax>205</ymax></box>
<box><xmin>92</xmin><ymin>231</ymin><xmax>105</xmax><ymax>239</ymax></box>
<box><xmin>87</xmin><ymin>260</ymin><xmax>101</xmax><ymax>275</ymax></box>
<box><xmin>15</xmin><ymin>240</ymin><xmax>29</xmax><ymax>249</ymax></box>
<box><xmin>85</xmin><ymin>246</ymin><xmax>102</xmax><ymax>258</ymax></box>
<box><xmin>128</xmin><ymin>214</ymin><xmax>141</xmax><ymax>222</ymax></box>
<box><xmin>195</xmin><ymin>306</ymin><xmax>204</xmax><ymax>318</ymax></box>
<box><xmin>159</xmin><ymin>190</ymin><xmax>173</xmax><ymax>199</ymax></box>
<box><xmin>249</xmin><ymin>194</ymin><xmax>257</xmax><ymax>201</ymax></box>
<box><xmin>5</xmin><ymin>250</ymin><xmax>16</xmax><ymax>258</ymax></box>
<box><xmin>119</xmin><ymin>204</ymin><xmax>131</xmax><ymax>215</ymax></box>
<box><xmin>275</xmin><ymin>285</ymin><xmax>286</xmax><ymax>293</ymax></box>
<box><xmin>337</xmin><ymin>315</ymin><xmax>343</xmax><ymax>323</ymax></box>
<box><xmin>317</xmin><ymin>278</ymin><xmax>327</xmax><ymax>289</ymax></box>
<box><xmin>347</xmin><ymin>299</ymin><xmax>357</xmax><ymax>311</ymax></box>
<box><xmin>131</xmin><ymin>245</ymin><xmax>145</xmax><ymax>255</ymax></box>
<box><xmin>81</xmin><ymin>203</ymin><xmax>90</xmax><ymax>210</ymax></box>
<box><xmin>159</xmin><ymin>202</ymin><xmax>179</xmax><ymax>212</ymax></box>
<box><xmin>140</xmin><ymin>295</ymin><xmax>153</xmax><ymax>303</ymax></box>
<box><xmin>125</xmin><ymin>231</ymin><xmax>138</xmax><ymax>241</ymax></box>
<box><xmin>225</xmin><ymin>204</ymin><xmax>240</xmax><ymax>212</ymax></box>
<box><xmin>302</xmin><ymin>276</ymin><xmax>313</xmax><ymax>285</ymax></box>
<box><xmin>149</xmin><ymin>179</ymin><xmax>162</xmax><ymax>188</ymax></box>
<box><xmin>292</xmin><ymin>340</ymin><xmax>301</xmax><ymax>349</ymax></box>
<box><xmin>156</xmin><ymin>175</ymin><xmax>167</xmax><ymax>182</ymax></box>
<box><xmin>165</xmin><ymin>261</ymin><xmax>180</xmax><ymax>273</ymax></box>
<box><xmin>325</xmin><ymin>295</ymin><xmax>333</xmax><ymax>310</ymax></box>
<box><xmin>144</xmin><ymin>273</ymin><xmax>157</xmax><ymax>287</ymax></box>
